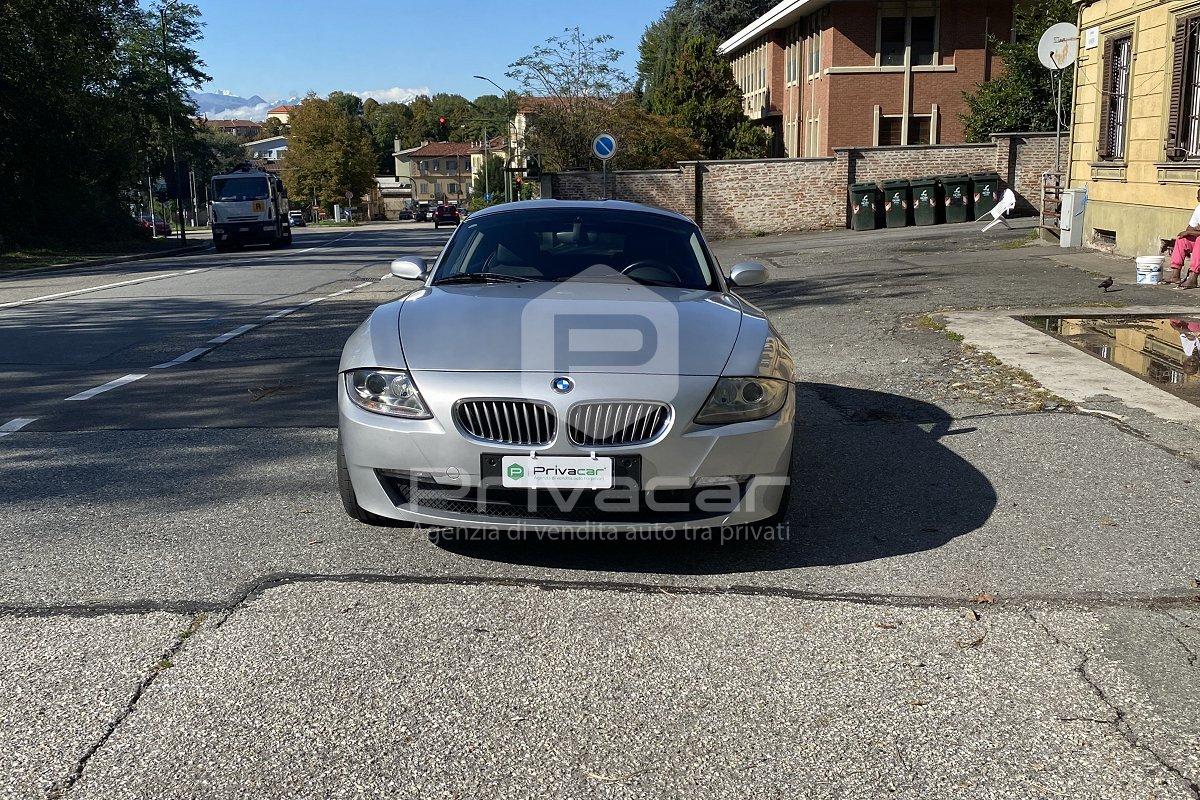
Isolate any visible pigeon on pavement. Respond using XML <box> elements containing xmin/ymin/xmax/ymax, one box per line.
<box><xmin>1099</xmin><ymin>277</ymin><xmax>1114</xmax><ymax>292</ymax></box>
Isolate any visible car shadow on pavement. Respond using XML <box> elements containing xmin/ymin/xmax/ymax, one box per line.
<box><xmin>433</xmin><ymin>384</ymin><xmax>998</xmax><ymax>574</ymax></box>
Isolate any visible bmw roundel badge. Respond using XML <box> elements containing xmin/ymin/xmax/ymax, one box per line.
<box><xmin>551</xmin><ymin>376</ymin><xmax>574</xmax><ymax>394</ymax></box>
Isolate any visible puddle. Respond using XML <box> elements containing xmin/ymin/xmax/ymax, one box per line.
<box><xmin>1020</xmin><ymin>315</ymin><xmax>1200</xmax><ymax>406</ymax></box>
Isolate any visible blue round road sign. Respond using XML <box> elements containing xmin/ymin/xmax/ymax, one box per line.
<box><xmin>592</xmin><ymin>133</ymin><xmax>617</xmax><ymax>161</ymax></box>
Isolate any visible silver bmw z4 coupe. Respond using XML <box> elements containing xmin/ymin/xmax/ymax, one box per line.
<box><xmin>337</xmin><ymin>200</ymin><xmax>795</xmax><ymax>533</ymax></box>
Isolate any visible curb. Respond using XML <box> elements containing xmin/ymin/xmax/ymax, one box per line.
<box><xmin>1</xmin><ymin>241</ymin><xmax>212</xmax><ymax>279</ymax></box>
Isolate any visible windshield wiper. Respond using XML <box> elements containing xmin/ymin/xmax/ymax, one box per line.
<box><xmin>434</xmin><ymin>272</ymin><xmax>535</xmax><ymax>285</ymax></box>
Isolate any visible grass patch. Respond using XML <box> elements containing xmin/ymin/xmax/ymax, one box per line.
<box><xmin>0</xmin><ymin>238</ymin><xmax>195</xmax><ymax>273</ymax></box>
<box><xmin>915</xmin><ymin>314</ymin><xmax>963</xmax><ymax>341</ymax></box>
<box><xmin>998</xmin><ymin>230</ymin><xmax>1038</xmax><ymax>249</ymax></box>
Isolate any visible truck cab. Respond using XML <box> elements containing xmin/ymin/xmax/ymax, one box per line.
<box><xmin>209</xmin><ymin>166</ymin><xmax>292</xmax><ymax>252</ymax></box>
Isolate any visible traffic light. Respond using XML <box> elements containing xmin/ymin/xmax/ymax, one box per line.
<box><xmin>438</xmin><ymin>116</ymin><xmax>447</xmax><ymax>139</ymax></box>
<box><xmin>526</xmin><ymin>155</ymin><xmax>542</xmax><ymax>179</ymax></box>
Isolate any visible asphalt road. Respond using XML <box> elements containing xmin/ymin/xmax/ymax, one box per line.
<box><xmin>1</xmin><ymin>220</ymin><xmax>1197</xmax><ymax>799</ymax></box>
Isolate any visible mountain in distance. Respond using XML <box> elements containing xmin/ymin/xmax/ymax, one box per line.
<box><xmin>189</xmin><ymin>90</ymin><xmax>299</xmax><ymax>121</ymax></box>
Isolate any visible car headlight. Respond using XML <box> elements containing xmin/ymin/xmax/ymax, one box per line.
<box><xmin>345</xmin><ymin>369</ymin><xmax>431</xmax><ymax>418</ymax></box>
<box><xmin>694</xmin><ymin>377</ymin><xmax>789</xmax><ymax>425</ymax></box>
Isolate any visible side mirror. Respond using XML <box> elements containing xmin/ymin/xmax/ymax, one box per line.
<box><xmin>390</xmin><ymin>256</ymin><xmax>428</xmax><ymax>280</ymax></box>
<box><xmin>728</xmin><ymin>261</ymin><xmax>768</xmax><ymax>288</ymax></box>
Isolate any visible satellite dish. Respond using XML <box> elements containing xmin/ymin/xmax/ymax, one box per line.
<box><xmin>1039</xmin><ymin>22</ymin><xmax>1079</xmax><ymax>70</ymax></box>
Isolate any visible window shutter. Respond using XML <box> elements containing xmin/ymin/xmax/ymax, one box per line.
<box><xmin>1097</xmin><ymin>37</ymin><xmax>1116</xmax><ymax>160</ymax></box>
<box><xmin>1167</xmin><ymin>16</ymin><xmax>1191</xmax><ymax>158</ymax></box>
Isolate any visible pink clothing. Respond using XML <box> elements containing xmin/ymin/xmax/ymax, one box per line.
<box><xmin>1171</xmin><ymin>235</ymin><xmax>1200</xmax><ymax>273</ymax></box>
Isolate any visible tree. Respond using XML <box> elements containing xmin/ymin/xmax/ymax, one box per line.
<box><xmin>0</xmin><ymin>0</ymin><xmax>209</xmax><ymax>246</ymax></box>
<box><xmin>469</xmin><ymin>155</ymin><xmax>506</xmax><ymax>211</ymax></box>
<box><xmin>658</xmin><ymin>35</ymin><xmax>767</xmax><ymax>159</ymax></box>
<box><xmin>960</xmin><ymin>0</ymin><xmax>1075</xmax><ymax>142</ymax></box>
<box><xmin>282</xmin><ymin>96</ymin><xmax>377</xmax><ymax>213</ymax></box>
<box><xmin>326</xmin><ymin>90</ymin><xmax>364</xmax><ymax>118</ymax></box>
<box><xmin>637</xmin><ymin>0</ymin><xmax>772</xmax><ymax>112</ymax></box>
<box><xmin>609</xmin><ymin>103</ymin><xmax>701</xmax><ymax>169</ymax></box>
<box><xmin>506</xmin><ymin>28</ymin><xmax>697</xmax><ymax>171</ymax></box>
<box><xmin>261</xmin><ymin>117</ymin><xmax>287</xmax><ymax>137</ymax></box>
<box><xmin>364</xmin><ymin>101</ymin><xmax>414</xmax><ymax>173</ymax></box>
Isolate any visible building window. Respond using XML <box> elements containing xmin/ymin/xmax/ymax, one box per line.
<box><xmin>878</xmin><ymin>9</ymin><xmax>939</xmax><ymax>67</ymax></box>
<box><xmin>419</xmin><ymin>182</ymin><xmax>428</xmax><ymax>194</ymax></box>
<box><xmin>1169</xmin><ymin>16</ymin><xmax>1200</xmax><ymax>160</ymax></box>
<box><xmin>878</xmin><ymin>115</ymin><xmax>904</xmax><ymax>146</ymax></box>
<box><xmin>1098</xmin><ymin>34</ymin><xmax>1132</xmax><ymax>161</ymax></box>
<box><xmin>806</xmin><ymin>114</ymin><xmax>820</xmax><ymax>155</ymax></box>
<box><xmin>808</xmin><ymin>22</ymin><xmax>822</xmax><ymax>77</ymax></box>
<box><xmin>911</xmin><ymin>16</ymin><xmax>936</xmax><ymax>66</ymax></box>
<box><xmin>909</xmin><ymin>115</ymin><xmax>933</xmax><ymax>144</ymax></box>
<box><xmin>876</xmin><ymin>113</ymin><xmax>936</xmax><ymax>146</ymax></box>
<box><xmin>880</xmin><ymin>16</ymin><xmax>906</xmax><ymax>66</ymax></box>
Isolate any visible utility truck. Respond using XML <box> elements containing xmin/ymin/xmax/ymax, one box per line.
<box><xmin>209</xmin><ymin>164</ymin><xmax>291</xmax><ymax>251</ymax></box>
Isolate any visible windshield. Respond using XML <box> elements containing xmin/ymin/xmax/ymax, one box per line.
<box><xmin>211</xmin><ymin>176</ymin><xmax>270</xmax><ymax>202</ymax></box>
<box><xmin>433</xmin><ymin>208</ymin><xmax>718</xmax><ymax>290</ymax></box>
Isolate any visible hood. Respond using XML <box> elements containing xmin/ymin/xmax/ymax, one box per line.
<box><xmin>397</xmin><ymin>280</ymin><xmax>745</xmax><ymax>375</ymax></box>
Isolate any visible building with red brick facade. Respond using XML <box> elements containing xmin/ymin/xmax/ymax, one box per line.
<box><xmin>718</xmin><ymin>0</ymin><xmax>1013</xmax><ymax>157</ymax></box>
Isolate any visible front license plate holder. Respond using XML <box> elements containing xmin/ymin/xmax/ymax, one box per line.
<box><xmin>481</xmin><ymin>454</ymin><xmax>641</xmax><ymax>490</ymax></box>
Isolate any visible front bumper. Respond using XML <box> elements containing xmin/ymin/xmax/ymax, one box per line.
<box><xmin>339</xmin><ymin>371</ymin><xmax>794</xmax><ymax>531</ymax></box>
<box><xmin>212</xmin><ymin>221</ymin><xmax>284</xmax><ymax>244</ymax></box>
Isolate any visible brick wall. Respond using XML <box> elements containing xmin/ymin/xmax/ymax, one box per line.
<box><xmin>548</xmin><ymin>132</ymin><xmax>1062</xmax><ymax>238</ymax></box>
<box><xmin>845</xmin><ymin>143</ymin><xmax>998</xmax><ymax>183</ymax></box>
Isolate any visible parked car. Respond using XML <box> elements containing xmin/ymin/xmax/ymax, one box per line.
<box><xmin>288</xmin><ymin>210</ymin><xmax>306</xmax><ymax>227</ymax></box>
<box><xmin>398</xmin><ymin>208</ymin><xmax>414</xmax><ymax>221</ymax></box>
<box><xmin>432</xmin><ymin>204</ymin><xmax>460</xmax><ymax>229</ymax></box>
<box><xmin>136</xmin><ymin>212</ymin><xmax>171</xmax><ymax>237</ymax></box>
<box><xmin>336</xmin><ymin>200</ymin><xmax>795</xmax><ymax>532</ymax></box>
<box><xmin>412</xmin><ymin>207</ymin><xmax>428</xmax><ymax>223</ymax></box>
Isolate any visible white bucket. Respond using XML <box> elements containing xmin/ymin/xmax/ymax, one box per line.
<box><xmin>1137</xmin><ymin>270</ymin><xmax>1161</xmax><ymax>284</ymax></box>
<box><xmin>1136</xmin><ymin>255</ymin><xmax>1166</xmax><ymax>273</ymax></box>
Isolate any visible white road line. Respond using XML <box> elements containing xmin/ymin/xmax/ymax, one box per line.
<box><xmin>0</xmin><ymin>269</ymin><xmax>205</xmax><ymax>311</ymax></box>
<box><xmin>354</xmin><ymin>281</ymin><xmax>374</xmax><ymax>289</ymax></box>
<box><xmin>0</xmin><ymin>418</ymin><xmax>36</xmax><ymax>438</ymax></box>
<box><xmin>207</xmin><ymin>324</ymin><xmax>257</xmax><ymax>344</ymax></box>
<box><xmin>64</xmin><ymin>374</ymin><xmax>146</xmax><ymax>402</ymax></box>
<box><xmin>263</xmin><ymin>307</ymin><xmax>299</xmax><ymax>320</ymax></box>
<box><xmin>151</xmin><ymin>347</ymin><xmax>212</xmax><ymax>369</ymax></box>
<box><xmin>299</xmin><ymin>297</ymin><xmax>324</xmax><ymax>306</ymax></box>
<box><xmin>328</xmin><ymin>288</ymin><xmax>355</xmax><ymax>297</ymax></box>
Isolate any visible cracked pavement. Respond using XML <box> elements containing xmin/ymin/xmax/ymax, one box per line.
<box><xmin>0</xmin><ymin>221</ymin><xmax>1198</xmax><ymax>798</ymax></box>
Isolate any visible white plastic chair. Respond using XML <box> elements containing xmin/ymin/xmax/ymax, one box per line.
<box><xmin>981</xmin><ymin>189</ymin><xmax>1017</xmax><ymax>232</ymax></box>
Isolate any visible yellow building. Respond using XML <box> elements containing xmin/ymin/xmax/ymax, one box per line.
<box><xmin>1069</xmin><ymin>0</ymin><xmax>1200</xmax><ymax>256</ymax></box>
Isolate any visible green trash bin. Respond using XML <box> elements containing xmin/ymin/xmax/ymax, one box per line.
<box><xmin>910</xmin><ymin>177</ymin><xmax>942</xmax><ymax>226</ymax></box>
<box><xmin>849</xmin><ymin>182</ymin><xmax>881</xmax><ymax>231</ymax></box>
<box><xmin>970</xmin><ymin>171</ymin><xmax>1001</xmax><ymax>221</ymax></box>
<box><xmin>880</xmin><ymin>179</ymin><xmax>911</xmax><ymax>228</ymax></box>
<box><xmin>941</xmin><ymin>173</ymin><xmax>972</xmax><ymax>224</ymax></box>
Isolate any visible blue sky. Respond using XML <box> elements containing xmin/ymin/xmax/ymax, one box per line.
<box><xmin>193</xmin><ymin>0</ymin><xmax>671</xmax><ymax>102</ymax></box>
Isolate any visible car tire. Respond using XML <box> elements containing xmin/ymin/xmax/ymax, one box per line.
<box><xmin>337</xmin><ymin>437</ymin><xmax>397</xmax><ymax>526</ymax></box>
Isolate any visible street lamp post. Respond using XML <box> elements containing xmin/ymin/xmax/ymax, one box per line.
<box><xmin>473</xmin><ymin>75</ymin><xmax>517</xmax><ymax>202</ymax></box>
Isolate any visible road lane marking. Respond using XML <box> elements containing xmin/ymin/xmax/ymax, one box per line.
<box><xmin>0</xmin><ymin>418</ymin><xmax>36</xmax><ymax>438</ymax></box>
<box><xmin>151</xmin><ymin>348</ymin><xmax>212</xmax><ymax>369</ymax></box>
<box><xmin>64</xmin><ymin>374</ymin><xmax>146</xmax><ymax>402</ymax></box>
<box><xmin>0</xmin><ymin>269</ymin><xmax>207</xmax><ymax>311</ymax></box>
<box><xmin>263</xmin><ymin>307</ymin><xmax>299</xmax><ymax>320</ymax></box>
<box><xmin>207</xmin><ymin>324</ymin><xmax>257</xmax><ymax>344</ymax></box>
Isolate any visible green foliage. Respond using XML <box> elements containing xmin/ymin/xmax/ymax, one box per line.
<box><xmin>471</xmin><ymin>155</ymin><xmax>506</xmax><ymax>207</ymax></box>
<box><xmin>960</xmin><ymin>0</ymin><xmax>1075</xmax><ymax>142</ymax></box>
<box><xmin>506</xmin><ymin>27</ymin><xmax>703</xmax><ymax>171</ymax></box>
<box><xmin>260</xmin><ymin>117</ymin><xmax>287</xmax><ymax>137</ymax></box>
<box><xmin>638</xmin><ymin>0</ymin><xmax>772</xmax><ymax>114</ymax></box>
<box><xmin>364</xmin><ymin>101</ymin><xmax>414</xmax><ymax>173</ymax></box>
<box><xmin>0</xmin><ymin>0</ymin><xmax>209</xmax><ymax>247</ymax></box>
<box><xmin>282</xmin><ymin>96</ymin><xmax>377</xmax><ymax>213</ymax></box>
<box><xmin>326</xmin><ymin>91</ymin><xmax>364</xmax><ymax>118</ymax></box>
<box><xmin>659</xmin><ymin>35</ymin><xmax>767</xmax><ymax>159</ymax></box>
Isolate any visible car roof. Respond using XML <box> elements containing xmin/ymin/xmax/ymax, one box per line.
<box><xmin>465</xmin><ymin>199</ymin><xmax>696</xmax><ymax>226</ymax></box>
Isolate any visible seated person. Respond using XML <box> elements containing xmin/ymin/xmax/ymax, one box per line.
<box><xmin>1168</xmin><ymin>187</ymin><xmax>1200</xmax><ymax>288</ymax></box>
